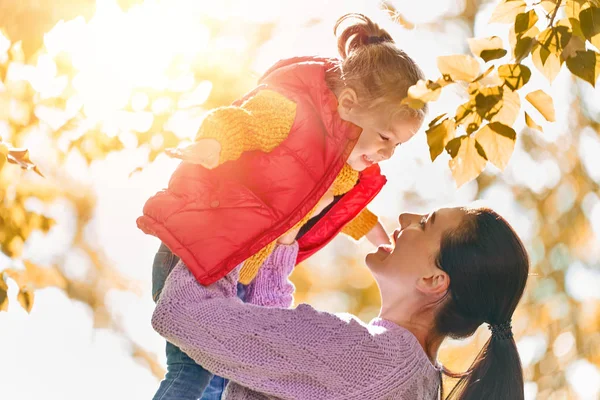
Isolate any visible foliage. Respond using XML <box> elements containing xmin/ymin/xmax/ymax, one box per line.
<box><xmin>405</xmin><ymin>0</ymin><xmax>600</xmax><ymax>186</ymax></box>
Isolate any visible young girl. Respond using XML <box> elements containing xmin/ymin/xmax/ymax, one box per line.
<box><xmin>138</xmin><ymin>13</ymin><xmax>427</xmax><ymax>400</ymax></box>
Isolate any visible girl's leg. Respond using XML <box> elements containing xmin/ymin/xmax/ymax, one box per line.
<box><xmin>152</xmin><ymin>244</ymin><xmax>214</xmax><ymax>399</ymax></box>
<box><xmin>152</xmin><ymin>342</ymin><xmax>214</xmax><ymax>400</ymax></box>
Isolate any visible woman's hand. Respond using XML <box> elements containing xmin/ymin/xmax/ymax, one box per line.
<box><xmin>365</xmin><ymin>221</ymin><xmax>391</xmax><ymax>247</ymax></box>
<box><xmin>277</xmin><ymin>188</ymin><xmax>335</xmax><ymax>245</ymax></box>
<box><xmin>165</xmin><ymin>139</ymin><xmax>222</xmax><ymax>169</ymax></box>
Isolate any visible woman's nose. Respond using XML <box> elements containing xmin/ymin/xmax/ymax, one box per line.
<box><xmin>399</xmin><ymin>213</ymin><xmax>421</xmax><ymax>230</ymax></box>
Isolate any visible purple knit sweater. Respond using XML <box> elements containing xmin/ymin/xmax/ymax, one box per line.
<box><xmin>152</xmin><ymin>243</ymin><xmax>441</xmax><ymax>399</ymax></box>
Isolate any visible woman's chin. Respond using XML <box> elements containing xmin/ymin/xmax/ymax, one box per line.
<box><xmin>366</xmin><ymin>245</ymin><xmax>393</xmax><ymax>265</ymax></box>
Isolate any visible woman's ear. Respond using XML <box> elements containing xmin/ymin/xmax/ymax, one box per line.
<box><xmin>337</xmin><ymin>88</ymin><xmax>359</xmax><ymax>121</ymax></box>
<box><xmin>416</xmin><ymin>269</ymin><xmax>449</xmax><ymax>297</ymax></box>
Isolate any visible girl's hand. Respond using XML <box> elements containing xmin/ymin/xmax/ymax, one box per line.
<box><xmin>165</xmin><ymin>139</ymin><xmax>222</xmax><ymax>169</ymax></box>
<box><xmin>277</xmin><ymin>188</ymin><xmax>335</xmax><ymax>245</ymax></box>
<box><xmin>365</xmin><ymin>221</ymin><xmax>391</xmax><ymax>247</ymax></box>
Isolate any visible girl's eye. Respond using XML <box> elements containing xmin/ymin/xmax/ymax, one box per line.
<box><xmin>379</xmin><ymin>133</ymin><xmax>389</xmax><ymax>141</ymax></box>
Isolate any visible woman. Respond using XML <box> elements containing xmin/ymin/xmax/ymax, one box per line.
<box><xmin>152</xmin><ymin>206</ymin><xmax>529</xmax><ymax>399</ymax></box>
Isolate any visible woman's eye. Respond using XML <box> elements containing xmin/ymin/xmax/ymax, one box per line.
<box><xmin>420</xmin><ymin>217</ymin><xmax>427</xmax><ymax>229</ymax></box>
<box><xmin>378</xmin><ymin>133</ymin><xmax>389</xmax><ymax>141</ymax></box>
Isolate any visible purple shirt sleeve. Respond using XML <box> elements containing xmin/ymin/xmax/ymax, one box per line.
<box><xmin>244</xmin><ymin>242</ymin><xmax>298</xmax><ymax>308</ymax></box>
<box><xmin>151</xmin><ymin>243</ymin><xmax>435</xmax><ymax>399</ymax></box>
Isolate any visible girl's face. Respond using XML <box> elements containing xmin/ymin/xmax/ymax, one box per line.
<box><xmin>337</xmin><ymin>90</ymin><xmax>423</xmax><ymax>171</ymax></box>
<box><xmin>347</xmin><ymin>113</ymin><xmax>421</xmax><ymax>171</ymax></box>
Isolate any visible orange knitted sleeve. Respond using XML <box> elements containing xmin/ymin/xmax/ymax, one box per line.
<box><xmin>341</xmin><ymin>209</ymin><xmax>378</xmax><ymax>240</ymax></box>
<box><xmin>195</xmin><ymin>90</ymin><xmax>297</xmax><ymax>164</ymax></box>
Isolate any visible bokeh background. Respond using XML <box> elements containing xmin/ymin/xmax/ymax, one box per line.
<box><xmin>0</xmin><ymin>0</ymin><xmax>599</xmax><ymax>399</ymax></box>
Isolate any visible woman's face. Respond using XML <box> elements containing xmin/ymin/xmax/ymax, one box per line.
<box><xmin>366</xmin><ymin>207</ymin><xmax>466</xmax><ymax>292</ymax></box>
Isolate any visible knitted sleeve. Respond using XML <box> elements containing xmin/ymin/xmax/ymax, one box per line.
<box><xmin>341</xmin><ymin>208</ymin><xmax>378</xmax><ymax>240</ymax></box>
<box><xmin>244</xmin><ymin>242</ymin><xmax>298</xmax><ymax>308</ymax></box>
<box><xmin>151</xmin><ymin>260</ymin><xmax>427</xmax><ymax>399</ymax></box>
<box><xmin>195</xmin><ymin>89</ymin><xmax>297</xmax><ymax>163</ymax></box>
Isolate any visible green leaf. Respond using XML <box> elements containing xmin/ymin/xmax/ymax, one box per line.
<box><xmin>526</xmin><ymin>89</ymin><xmax>556</xmax><ymax>122</ymax></box>
<box><xmin>426</xmin><ymin>118</ymin><xmax>456</xmax><ymax>161</ymax></box>
<box><xmin>0</xmin><ymin>276</ymin><xmax>8</xmax><ymax>312</ymax></box>
<box><xmin>579</xmin><ymin>6</ymin><xmax>600</xmax><ymax>49</ymax></box>
<box><xmin>17</xmin><ymin>287</ymin><xmax>34</xmax><ymax>313</ymax></box>
<box><xmin>498</xmin><ymin>64</ymin><xmax>532</xmax><ymax>90</ymax></box>
<box><xmin>468</xmin><ymin>36</ymin><xmax>507</xmax><ymax>62</ymax></box>
<box><xmin>515</xmin><ymin>10</ymin><xmax>539</xmax><ymax>34</ymax></box>
<box><xmin>490</xmin><ymin>0</ymin><xmax>527</xmax><ymax>24</ymax></box>
<box><xmin>525</xmin><ymin>112</ymin><xmax>544</xmax><ymax>132</ymax></box>
<box><xmin>474</xmin><ymin>122</ymin><xmax>516</xmax><ymax>170</ymax></box>
<box><xmin>437</xmin><ymin>55</ymin><xmax>480</xmax><ymax>82</ymax></box>
<box><xmin>566</xmin><ymin>50</ymin><xmax>600</xmax><ymax>86</ymax></box>
<box><xmin>447</xmin><ymin>136</ymin><xmax>488</xmax><ymax>188</ymax></box>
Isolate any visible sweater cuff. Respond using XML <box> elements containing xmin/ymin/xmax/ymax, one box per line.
<box><xmin>263</xmin><ymin>242</ymin><xmax>299</xmax><ymax>276</ymax></box>
<box><xmin>341</xmin><ymin>209</ymin><xmax>378</xmax><ymax>240</ymax></box>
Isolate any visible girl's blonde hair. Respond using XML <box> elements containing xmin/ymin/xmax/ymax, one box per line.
<box><xmin>326</xmin><ymin>13</ymin><xmax>427</xmax><ymax>122</ymax></box>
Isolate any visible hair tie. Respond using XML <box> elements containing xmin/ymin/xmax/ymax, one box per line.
<box><xmin>488</xmin><ymin>320</ymin><xmax>513</xmax><ymax>340</ymax></box>
<box><xmin>366</xmin><ymin>35</ymin><xmax>386</xmax><ymax>45</ymax></box>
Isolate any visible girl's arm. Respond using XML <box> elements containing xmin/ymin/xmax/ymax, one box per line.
<box><xmin>341</xmin><ymin>209</ymin><xmax>391</xmax><ymax>247</ymax></box>
<box><xmin>168</xmin><ymin>89</ymin><xmax>297</xmax><ymax>167</ymax></box>
<box><xmin>151</xmin><ymin>259</ymin><xmax>421</xmax><ymax>399</ymax></box>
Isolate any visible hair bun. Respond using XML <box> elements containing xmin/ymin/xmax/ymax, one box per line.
<box><xmin>366</xmin><ymin>36</ymin><xmax>389</xmax><ymax>45</ymax></box>
<box><xmin>334</xmin><ymin>13</ymin><xmax>394</xmax><ymax>60</ymax></box>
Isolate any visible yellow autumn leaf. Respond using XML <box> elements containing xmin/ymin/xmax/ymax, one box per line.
<box><xmin>448</xmin><ymin>136</ymin><xmax>488</xmax><ymax>187</ymax></box>
<box><xmin>580</xmin><ymin>6</ymin><xmax>600</xmax><ymax>50</ymax></box>
<box><xmin>565</xmin><ymin>0</ymin><xmax>590</xmax><ymax>20</ymax></box>
<box><xmin>437</xmin><ymin>55</ymin><xmax>480</xmax><ymax>82</ymax></box>
<box><xmin>474</xmin><ymin>122</ymin><xmax>516</xmax><ymax>170</ymax></box>
<box><xmin>498</xmin><ymin>64</ymin><xmax>531</xmax><ymax>90</ymax></box>
<box><xmin>0</xmin><ymin>276</ymin><xmax>9</xmax><ymax>312</ymax></box>
<box><xmin>17</xmin><ymin>287</ymin><xmax>34</xmax><ymax>313</ymax></box>
<box><xmin>490</xmin><ymin>0</ymin><xmax>527</xmax><ymax>24</ymax></box>
<box><xmin>426</xmin><ymin>118</ymin><xmax>456</xmax><ymax>162</ymax></box>
<box><xmin>468</xmin><ymin>36</ymin><xmax>507</xmax><ymax>62</ymax></box>
<box><xmin>406</xmin><ymin>79</ymin><xmax>442</xmax><ymax>103</ymax></box>
<box><xmin>526</xmin><ymin>89</ymin><xmax>556</xmax><ymax>121</ymax></box>
<box><xmin>491</xmin><ymin>88</ymin><xmax>521</xmax><ymax>126</ymax></box>
<box><xmin>525</xmin><ymin>112</ymin><xmax>544</xmax><ymax>132</ymax></box>
<box><xmin>532</xmin><ymin>46</ymin><xmax>562</xmax><ymax>82</ymax></box>
<box><xmin>540</xmin><ymin>0</ymin><xmax>559</xmax><ymax>14</ymax></box>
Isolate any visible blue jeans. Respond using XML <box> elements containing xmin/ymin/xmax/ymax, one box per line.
<box><xmin>152</xmin><ymin>243</ymin><xmax>245</xmax><ymax>400</ymax></box>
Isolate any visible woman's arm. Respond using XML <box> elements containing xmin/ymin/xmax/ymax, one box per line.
<box><xmin>244</xmin><ymin>242</ymin><xmax>298</xmax><ymax>308</ymax></box>
<box><xmin>151</xmin><ymin>261</ymin><xmax>421</xmax><ymax>399</ymax></box>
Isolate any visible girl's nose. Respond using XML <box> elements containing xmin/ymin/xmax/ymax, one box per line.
<box><xmin>378</xmin><ymin>146</ymin><xmax>394</xmax><ymax>160</ymax></box>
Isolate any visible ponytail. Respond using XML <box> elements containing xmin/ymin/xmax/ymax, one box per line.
<box><xmin>445</xmin><ymin>334</ymin><xmax>524</xmax><ymax>400</ymax></box>
<box><xmin>432</xmin><ymin>208</ymin><xmax>529</xmax><ymax>400</ymax></box>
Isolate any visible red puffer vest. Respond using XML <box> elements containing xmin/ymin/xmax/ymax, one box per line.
<box><xmin>137</xmin><ymin>56</ymin><xmax>387</xmax><ymax>285</ymax></box>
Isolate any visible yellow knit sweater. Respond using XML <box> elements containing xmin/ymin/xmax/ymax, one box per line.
<box><xmin>195</xmin><ymin>89</ymin><xmax>378</xmax><ymax>283</ymax></box>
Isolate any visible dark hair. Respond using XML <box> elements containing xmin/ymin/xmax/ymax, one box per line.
<box><xmin>327</xmin><ymin>13</ymin><xmax>427</xmax><ymax>121</ymax></box>
<box><xmin>433</xmin><ymin>207</ymin><xmax>529</xmax><ymax>400</ymax></box>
